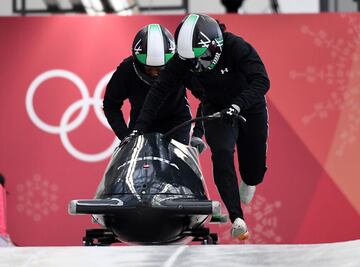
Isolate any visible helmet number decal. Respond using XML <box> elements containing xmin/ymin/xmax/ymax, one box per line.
<box><xmin>134</xmin><ymin>39</ymin><xmax>142</xmax><ymax>54</ymax></box>
<box><xmin>215</xmin><ymin>37</ymin><xmax>224</xmax><ymax>49</ymax></box>
<box><xmin>198</xmin><ymin>32</ymin><xmax>211</xmax><ymax>48</ymax></box>
<box><xmin>134</xmin><ymin>39</ymin><xmax>147</xmax><ymax>64</ymax></box>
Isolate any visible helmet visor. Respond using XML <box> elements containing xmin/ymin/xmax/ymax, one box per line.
<box><xmin>190</xmin><ymin>44</ymin><xmax>222</xmax><ymax>73</ymax></box>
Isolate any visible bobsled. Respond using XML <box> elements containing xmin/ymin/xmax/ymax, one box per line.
<box><xmin>69</xmin><ymin>113</ymin><xmax>232</xmax><ymax>245</ymax></box>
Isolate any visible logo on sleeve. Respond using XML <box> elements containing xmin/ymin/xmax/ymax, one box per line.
<box><xmin>221</xmin><ymin>68</ymin><xmax>229</xmax><ymax>74</ymax></box>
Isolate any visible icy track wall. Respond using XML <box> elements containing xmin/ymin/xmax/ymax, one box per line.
<box><xmin>0</xmin><ymin>14</ymin><xmax>359</xmax><ymax>246</ymax></box>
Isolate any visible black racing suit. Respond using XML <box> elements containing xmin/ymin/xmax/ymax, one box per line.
<box><xmin>103</xmin><ymin>56</ymin><xmax>192</xmax><ymax>145</ymax></box>
<box><xmin>135</xmin><ymin>32</ymin><xmax>270</xmax><ymax>222</ymax></box>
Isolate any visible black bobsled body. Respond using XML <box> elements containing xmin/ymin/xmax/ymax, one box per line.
<box><xmin>69</xmin><ymin>133</ymin><xmax>221</xmax><ymax>245</ymax></box>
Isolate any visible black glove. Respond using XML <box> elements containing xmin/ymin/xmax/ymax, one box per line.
<box><xmin>119</xmin><ymin>129</ymin><xmax>141</xmax><ymax>147</ymax></box>
<box><xmin>190</xmin><ymin>136</ymin><xmax>207</xmax><ymax>154</ymax></box>
<box><xmin>220</xmin><ymin>104</ymin><xmax>240</xmax><ymax>124</ymax></box>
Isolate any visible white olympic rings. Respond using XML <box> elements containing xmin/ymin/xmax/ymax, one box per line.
<box><xmin>25</xmin><ymin>69</ymin><xmax>119</xmax><ymax>162</ymax></box>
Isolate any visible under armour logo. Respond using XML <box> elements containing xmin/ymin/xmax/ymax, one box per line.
<box><xmin>221</xmin><ymin>68</ymin><xmax>229</xmax><ymax>74</ymax></box>
<box><xmin>226</xmin><ymin>107</ymin><xmax>236</xmax><ymax>116</ymax></box>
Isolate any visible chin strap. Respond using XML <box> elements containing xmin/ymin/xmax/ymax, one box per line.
<box><xmin>132</xmin><ymin>62</ymin><xmax>153</xmax><ymax>86</ymax></box>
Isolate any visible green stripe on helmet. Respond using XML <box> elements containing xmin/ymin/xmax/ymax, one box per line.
<box><xmin>149</xmin><ymin>24</ymin><xmax>160</xmax><ymax>31</ymax></box>
<box><xmin>165</xmin><ymin>53</ymin><xmax>174</xmax><ymax>63</ymax></box>
<box><xmin>193</xmin><ymin>47</ymin><xmax>207</xmax><ymax>57</ymax></box>
<box><xmin>185</xmin><ymin>14</ymin><xmax>199</xmax><ymax>24</ymax></box>
<box><xmin>136</xmin><ymin>54</ymin><xmax>147</xmax><ymax>65</ymax></box>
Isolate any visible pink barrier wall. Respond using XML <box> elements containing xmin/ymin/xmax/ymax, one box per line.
<box><xmin>1</xmin><ymin>14</ymin><xmax>360</xmax><ymax>245</ymax></box>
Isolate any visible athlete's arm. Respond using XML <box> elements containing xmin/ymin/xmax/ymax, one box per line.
<box><xmin>103</xmin><ymin>64</ymin><xmax>130</xmax><ymax>140</ymax></box>
<box><xmin>232</xmin><ymin>38</ymin><xmax>270</xmax><ymax>111</ymax></box>
<box><xmin>135</xmin><ymin>54</ymin><xmax>190</xmax><ymax>132</ymax></box>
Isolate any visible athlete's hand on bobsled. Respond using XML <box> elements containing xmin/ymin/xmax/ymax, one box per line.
<box><xmin>190</xmin><ymin>136</ymin><xmax>207</xmax><ymax>154</ymax></box>
<box><xmin>220</xmin><ymin>104</ymin><xmax>240</xmax><ymax>124</ymax></box>
<box><xmin>119</xmin><ymin>130</ymin><xmax>141</xmax><ymax>147</ymax></box>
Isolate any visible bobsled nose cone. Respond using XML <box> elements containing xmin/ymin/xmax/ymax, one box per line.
<box><xmin>68</xmin><ymin>200</ymin><xmax>77</xmax><ymax>215</ymax></box>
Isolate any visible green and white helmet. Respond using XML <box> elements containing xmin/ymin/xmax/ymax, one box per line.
<box><xmin>176</xmin><ymin>14</ymin><xmax>223</xmax><ymax>72</ymax></box>
<box><xmin>132</xmin><ymin>24</ymin><xmax>176</xmax><ymax>84</ymax></box>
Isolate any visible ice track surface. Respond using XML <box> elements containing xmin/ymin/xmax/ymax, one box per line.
<box><xmin>1</xmin><ymin>240</ymin><xmax>360</xmax><ymax>267</ymax></box>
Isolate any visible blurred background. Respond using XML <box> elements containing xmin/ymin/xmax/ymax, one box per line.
<box><xmin>1</xmin><ymin>0</ymin><xmax>360</xmax><ymax>246</ymax></box>
<box><xmin>2</xmin><ymin>0</ymin><xmax>360</xmax><ymax>15</ymax></box>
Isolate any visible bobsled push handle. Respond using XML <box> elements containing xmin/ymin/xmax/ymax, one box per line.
<box><xmin>69</xmin><ymin>199</ymin><xmax>124</xmax><ymax>215</ymax></box>
<box><xmin>158</xmin><ymin>199</ymin><xmax>221</xmax><ymax>216</ymax></box>
<box><xmin>163</xmin><ymin>112</ymin><xmax>246</xmax><ymax>139</ymax></box>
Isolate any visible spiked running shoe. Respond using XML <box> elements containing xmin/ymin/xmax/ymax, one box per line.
<box><xmin>231</xmin><ymin>217</ymin><xmax>250</xmax><ymax>241</ymax></box>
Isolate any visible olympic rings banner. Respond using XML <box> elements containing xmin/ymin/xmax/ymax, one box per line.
<box><xmin>1</xmin><ymin>14</ymin><xmax>360</xmax><ymax>246</ymax></box>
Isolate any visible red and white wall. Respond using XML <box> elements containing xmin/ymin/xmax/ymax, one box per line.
<box><xmin>1</xmin><ymin>13</ymin><xmax>360</xmax><ymax>245</ymax></box>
